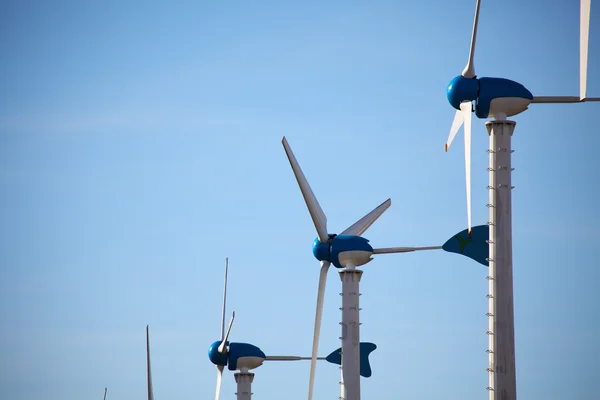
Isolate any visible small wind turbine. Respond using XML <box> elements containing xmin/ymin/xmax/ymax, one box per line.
<box><xmin>281</xmin><ymin>137</ymin><xmax>443</xmax><ymax>400</ymax></box>
<box><xmin>443</xmin><ymin>1</ymin><xmax>598</xmax><ymax>398</ymax></box>
<box><xmin>208</xmin><ymin>258</ymin><xmax>377</xmax><ymax>400</ymax></box>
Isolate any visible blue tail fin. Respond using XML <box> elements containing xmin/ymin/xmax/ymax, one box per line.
<box><xmin>443</xmin><ymin>224</ymin><xmax>489</xmax><ymax>266</ymax></box>
<box><xmin>325</xmin><ymin>342</ymin><xmax>377</xmax><ymax>378</ymax></box>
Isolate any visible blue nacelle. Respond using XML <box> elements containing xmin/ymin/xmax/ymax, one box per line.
<box><xmin>208</xmin><ymin>341</ymin><xmax>266</xmax><ymax>371</ymax></box>
<box><xmin>227</xmin><ymin>343</ymin><xmax>266</xmax><ymax>371</ymax></box>
<box><xmin>312</xmin><ymin>234</ymin><xmax>374</xmax><ymax>269</ymax></box>
<box><xmin>447</xmin><ymin>75</ymin><xmax>534</xmax><ymax>118</ymax></box>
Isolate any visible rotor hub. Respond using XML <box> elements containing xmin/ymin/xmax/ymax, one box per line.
<box><xmin>312</xmin><ymin>234</ymin><xmax>335</xmax><ymax>262</ymax></box>
<box><xmin>208</xmin><ymin>340</ymin><xmax>228</xmax><ymax>366</ymax></box>
<box><xmin>447</xmin><ymin>75</ymin><xmax>478</xmax><ymax>110</ymax></box>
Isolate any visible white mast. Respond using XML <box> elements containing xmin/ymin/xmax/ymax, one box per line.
<box><xmin>339</xmin><ymin>267</ymin><xmax>363</xmax><ymax>400</ymax></box>
<box><xmin>234</xmin><ymin>369</ymin><xmax>254</xmax><ymax>400</ymax></box>
<box><xmin>485</xmin><ymin>118</ymin><xmax>516</xmax><ymax>400</ymax></box>
<box><xmin>340</xmin><ymin>366</ymin><xmax>345</xmax><ymax>400</ymax></box>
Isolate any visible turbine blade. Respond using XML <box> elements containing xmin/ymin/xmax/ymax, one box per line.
<box><xmin>103</xmin><ymin>388</ymin><xmax>107</xmax><ymax>400</ymax></box>
<box><xmin>372</xmin><ymin>246</ymin><xmax>442</xmax><ymax>254</ymax></box>
<box><xmin>218</xmin><ymin>312</ymin><xmax>235</xmax><ymax>354</ymax></box>
<box><xmin>581</xmin><ymin>0</ymin><xmax>591</xmax><ymax>100</ymax></box>
<box><xmin>446</xmin><ymin>109</ymin><xmax>464</xmax><ymax>152</ymax></box>
<box><xmin>220</xmin><ymin>258</ymin><xmax>228</xmax><ymax>341</ymax></box>
<box><xmin>462</xmin><ymin>0</ymin><xmax>482</xmax><ymax>78</ymax></box>
<box><xmin>308</xmin><ymin>261</ymin><xmax>330</xmax><ymax>400</ymax></box>
<box><xmin>146</xmin><ymin>326</ymin><xmax>154</xmax><ymax>400</ymax></box>
<box><xmin>282</xmin><ymin>137</ymin><xmax>328</xmax><ymax>243</ymax></box>
<box><xmin>340</xmin><ymin>198</ymin><xmax>391</xmax><ymax>237</ymax></box>
<box><xmin>460</xmin><ymin>101</ymin><xmax>473</xmax><ymax>236</ymax></box>
<box><xmin>215</xmin><ymin>365</ymin><xmax>224</xmax><ymax>400</ymax></box>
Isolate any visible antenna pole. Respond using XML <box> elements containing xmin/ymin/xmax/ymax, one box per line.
<box><xmin>234</xmin><ymin>369</ymin><xmax>254</xmax><ymax>400</ymax></box>
<box><xmin>339</xmin><ymin>266</ymin><xmax>362</xmax><ymax>400</ymax></box>
<box><xmin>485</xmin><ymin>119</ymin><xmax>517</xmax><ymax>400</ymax></box>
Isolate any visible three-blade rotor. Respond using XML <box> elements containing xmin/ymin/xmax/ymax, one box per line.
<box><xmin>215</xmin><ymin>258</ymin><xmax>235</xmax><ymax>400</ymax></box>
<box><xmin>282</xmin><ymin>136</ymin><xmax>331</xmax><ymax>400</ymax></box>
<box><xmin>446</xmin><ymin>101</ymin><xmax>473</xmax><ymax>236</ymax></box>
<box><xmin>445</xmin><ymin>0</ymin><xmax>481</xmax><ymax>237</ymax></box>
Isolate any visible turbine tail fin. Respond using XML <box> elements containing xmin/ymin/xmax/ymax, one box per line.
<box><xmin>325</xmin><ymin>342</ymin><xmax>377</xmax><ymax>378</ymax></box>
<box><xmin>442</xmin><ymin>224</ymin><xmax>489</xmax><ymax>266</ymax></box>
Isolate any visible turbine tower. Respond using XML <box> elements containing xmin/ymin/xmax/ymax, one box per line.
<box><xmin>443</xmin><ymin>1</ymin><xmax>598</xmax><ymax>398</ymax></box>
<box><xmin>207</xmin><ymin>258</ymin><xmax>377</xmax><ymax>400</ymax></box>
<box><xmin>281</xmin><ymin>137</ymin><xmax>442</xmax><ymax>400</ymax></box>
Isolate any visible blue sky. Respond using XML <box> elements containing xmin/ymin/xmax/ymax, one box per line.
<box><xmin>1</xmin><ymin>0</ymin><xmax>598</xmax><ymax>399</ymax></box>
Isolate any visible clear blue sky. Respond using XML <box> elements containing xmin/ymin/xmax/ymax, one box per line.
<box><xmin>1</xmin><ymin>0</ymin><xmax>598</xmax><ymax>399</ymax></box>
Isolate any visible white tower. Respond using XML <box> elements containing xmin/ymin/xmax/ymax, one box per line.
<box><xmin>339</xmin><ymin>268</ymin><xmax>363</xmax><ymax>400</ymax></box>
<box><xmin>485</xmin><ymin>119</ymin><xmax>516</xmax><ymax>399</ymax></box>
<box><xmin>234</xmin><ymin>369</ymin><xmax>255</xmax><ymax>400</ymax></box>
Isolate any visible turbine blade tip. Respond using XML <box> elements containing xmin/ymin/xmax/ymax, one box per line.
<box><xmin>445</xmin><ymin>143</ymin><xmax>449</xmax><ymax>152</ymax></box>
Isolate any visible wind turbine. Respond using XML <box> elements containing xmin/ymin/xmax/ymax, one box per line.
<box><xmin>281</xmin><ymin>137</ymin><xmax>443</xmax><ymax>400</ymax></box>
<box><xmin>208</xmin><ymin>258</ymin><xmax>377</xmax><ymax>400</ymax></box>
<box><xmin>443</xmin><ymin>1</ymin><xmax>598</xmax><ymax>398</ymax></box>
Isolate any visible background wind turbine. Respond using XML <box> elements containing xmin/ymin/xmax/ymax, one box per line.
<box><xmin>281</xmin><ymin>136</ymin><xmax>444</xmax><ymax>400</ymax></box>
<box><xmin>443</xmin><ymin>1</ymin><xmax>598</xmax><ymax>399</ymax></box>
<box><xmin>207</xmin><ymin>258</ymin><xmax>376</xmax><ymax>400</ymax></box>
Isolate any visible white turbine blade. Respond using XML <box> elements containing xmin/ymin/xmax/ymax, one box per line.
<box><xmin>282</xmin><ymin>137</ymin><xmax>328</xmax><ymax>243</ymax></box>
<box><xmin>218</xmin><ymin>312</ymin><xmax>235</xmax><ymax>354</ymax></box>
<box><xmin>460</xmin><ymin>101</ymin><xmax>473</xmax><ymax>236</ymax></box>
<box><xmin>265</xmin><ymin>356</ymin><xmax>327</xmax><ymax>361</ymax></box>
<box><xmin>446</xmin><ymin>109</ymin><xmax>464</xmax><ymax>152</ymax></box>
<box><xmin>581</xmin><ymin>0</ymin><xmax>591</xmax><ymax>100</ymax></box>
<box><xmin>372</xmin><ymin>246</ymin><xmax>443</xmax><ymax>254</ymax></box>
<box><xmin>308</xmin><ymin>261</ymin><xmax>330</xmax><ymax>400</ymax></box>
<box><xmin>103</xmin><ymin>388</ymin><xmax>107</xmax><ymax>400</ymax></box>
<box><xmin>220</xmin><ymin>257</ymin><xmax>228</xmax><ymax>341</ymax></box>
<box><xmin>146</xmin><ymin>326</ymin><xmax>154</xmax><ymax>400</ymax></box>
<box><xmin>462</xmin><ymin>0</ymin><xmax>482</xmax><ymax>78</ymax></box>
<box><xmin>340</xmin><ymin>198</ymin><xmax>391</xmax><ymax>237</ymax></box>
<box><xmin>215</xmin><ymin>365</ymin><xmax>224</xmax><ymax>400</ymax></box>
